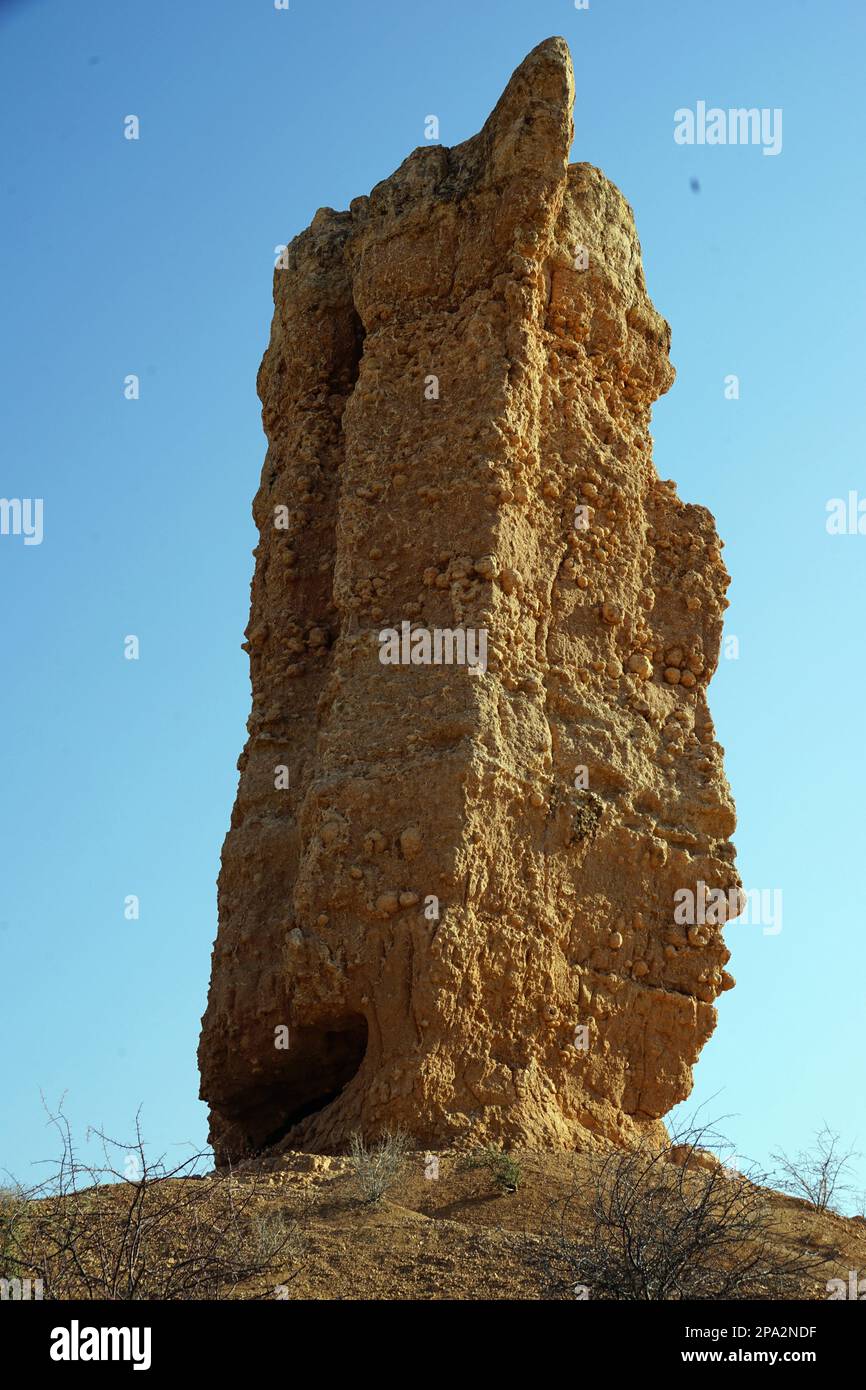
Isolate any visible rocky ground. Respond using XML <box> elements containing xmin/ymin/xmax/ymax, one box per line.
<box><xmin>233</xmin><ymin>1148</ymin><xmax>866</xmax><ymax>1301</ymax></box>
<box><xmin>11</xmin><ymin>1141</ymin><xmax>865</xmax><ymax>1301</ymax></box>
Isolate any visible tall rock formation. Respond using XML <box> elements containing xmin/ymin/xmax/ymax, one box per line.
<box><xmin>198</xmin><ymin>37</ymin><xmax>739</xmax><ymax>1163</ymax></box>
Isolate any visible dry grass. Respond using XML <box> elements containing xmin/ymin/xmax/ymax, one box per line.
<box><xmin>5</xmin><ymin>1110</ymin><xmax>866</xmax><ymax>1301</ymax></box>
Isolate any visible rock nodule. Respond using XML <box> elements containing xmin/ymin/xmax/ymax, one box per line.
<box><xmin>198</xmin><ymin>37</ymin><xmax>739</xmax><ymax>1163</ymax></box>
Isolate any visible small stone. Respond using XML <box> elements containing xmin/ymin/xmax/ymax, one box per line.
<box><xmin>400</xmin><ymin>825</ymin><xmax>423</xmax><ymax>858</ymax></box>
<box><xmin>628</xmin><ymin>653</ymin><xmax>653</xmax><ymax>679</ymax></box>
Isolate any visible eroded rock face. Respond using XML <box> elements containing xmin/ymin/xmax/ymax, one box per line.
<box><xmin>198</xmin><ymin>36</ymin><xmax>739</xmax><ymax>1163</ymax></box>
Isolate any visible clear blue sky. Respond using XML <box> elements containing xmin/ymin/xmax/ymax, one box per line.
<box><xmin>2</xmin><ymin>0</ymin><xmax>864</xmax><ymax>1198</ymax></box>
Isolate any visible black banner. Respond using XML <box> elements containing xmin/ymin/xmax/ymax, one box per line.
<box><xmin>3</xmin><ymin>1297</ymin><xmax>860</xmax><ymax>1375</ymax></box>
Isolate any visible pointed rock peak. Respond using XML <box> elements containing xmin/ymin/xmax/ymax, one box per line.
<box><xmin>503</xmin><ymin>34</ymin><xmax>574</xmax><ymax>100</ymax></box>
<box><xmin>474</xmin><ymin>35</ymin><xmax>575</xmax><ymax>181</ymax></box>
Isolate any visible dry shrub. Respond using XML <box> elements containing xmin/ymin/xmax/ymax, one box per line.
<box><xmin>348</xmin><ymin>1128</ymin><xmax>410</xmax><ymax>1204</ymax></box>
<box><xmin>771</xmin><ymin>1125</ymin><xmax>861</xmax><ymax>1214</ymax></box>
<box><xmin>534</xmin><ymin>1121</ymin><xmax>832</xmax><ymax>1301</ymax></box>
<box><xmin>4</xmin><ymin>1102</ymin><xmax>305</xmax><ymax>1300</ymax></box>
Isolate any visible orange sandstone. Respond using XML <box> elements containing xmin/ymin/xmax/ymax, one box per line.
<box><xmin>198</xmin><ymin>37</ymin><xmax>739</xmax><ymax>1163</ymax></box>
